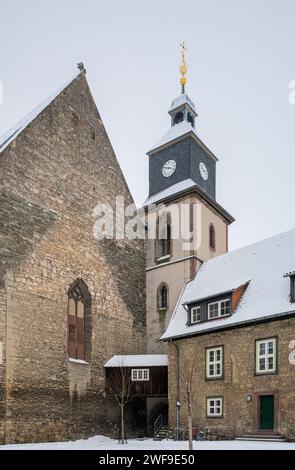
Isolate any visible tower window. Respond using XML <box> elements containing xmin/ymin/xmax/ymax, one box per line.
<box><xmin>156</xmin><ymin>213</ymin><xmax>172</xmax><ymax>259</ymax></box>
<box><xmin>91</xmin><ymin>130</ymin><xmax>96</xmax><ymax>141</ymax></box>
<box><xmin>173</xmin><ymin>111</ymin><xmax>184</xmax><ymax>125</ymax></box>
<box><xmin>68</xmin><ymin>279</ymin><xmax>92</xmax><ymax>362</ymax></box>
<box><xmin>159</xmin><ymin>223</ymin><xmax>171</xmax><ymax>257</ymax></box>
<box><xmin>157</xmin><ymin>283</ymin><xmax>168</xmax><ymax>310</ymax></box>
<box><xmin>209</xmin><ymin>224</ymin><xmax>216</xmax><ymax>250</ymax></box>
<box><xmin>187</xmin><ymin>112</ymin><xmax>195</xmax><ymax>128</ymax></box>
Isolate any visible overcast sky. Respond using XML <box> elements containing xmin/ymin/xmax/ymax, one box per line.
<box><xmin>0</xmin><ymin>0</ymin><xmax>295</xmax><ymax>250</ymax></box>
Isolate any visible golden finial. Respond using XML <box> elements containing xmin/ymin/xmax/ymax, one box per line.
<box><xmin>179</xmin><ymin>42</ymin><xmax>187</xmax><ymax>93</ymax></box>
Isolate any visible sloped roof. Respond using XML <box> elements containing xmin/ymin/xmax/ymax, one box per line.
<box><xmin>143</xmin><ymin>178</ymin><xmax>196</xmax><ymax>206</ymax></box>
<box><xmin>0</xmin><ymin>71</ymin><xmax>80</xmax><ymax>155</ymax></box>
<box><xmin>142</xmin><ymin>177</ymin><xmax>235</xmax><ymax>223</ymax></box>
<box><xmin>104</xmin><ymin>354</ymin><xmax>168</xmax><ymax>368</ymax></box>
<box><xmin>169</xmin><ymin>93</ymin><xmax>196</xmax><ymax>114</ymax></box>
<box><xmin>148</xmin><ymin>121</ymin><xmax>197</xmax><ymax>154</ymax></box>
<box><xmin>161</xmin><ymin>228</ymin><xmax>295</xmax><ymax>340</ymax></box>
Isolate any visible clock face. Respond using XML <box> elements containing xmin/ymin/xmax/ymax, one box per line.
<box><xmin>199</xmin><ymin>161</ymin><xmax>209</xmax><ymax>181</ymax></box>
<box><xmin>162</xmin><ymin>159</ymin><xmax>176</xmax><ymax>178</ymax></box>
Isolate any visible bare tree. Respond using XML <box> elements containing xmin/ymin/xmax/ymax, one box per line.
<box><xmin>179</xmin><ymin>354</ymin><xmax>198</xmax><ymax>450</ymax></box>
<box><xmin>108</xmin><ymin>361</ymin><xmax>134</xmax><ymax>444</ymax></box>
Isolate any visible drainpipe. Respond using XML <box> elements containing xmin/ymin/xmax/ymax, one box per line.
<box><xmin>171</xmin><ymin>340</ymin><xmax>180</xmax><ymax>440</ymax></box>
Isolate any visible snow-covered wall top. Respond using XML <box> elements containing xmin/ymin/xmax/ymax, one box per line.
<box><xmin>104</xmin><ymin>354</ymin><xmax>168</xmax><ymax>368</ymax></box>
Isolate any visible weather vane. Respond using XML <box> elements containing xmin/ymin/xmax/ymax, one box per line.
<box><xmin>179</xmin><ymin>42</ymin><xmax>187</xmax><ymax>93</ymax></box>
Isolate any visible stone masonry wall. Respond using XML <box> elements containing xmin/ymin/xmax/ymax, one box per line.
<box><xmin>168</xmin><ymin>317</ymin><xmax>295</xmax><ymax>440</ymax></box>
<box><xmin>0</xmin><ymin>72</ymin><xmax>146</xmax><ymax>443</ymax></box>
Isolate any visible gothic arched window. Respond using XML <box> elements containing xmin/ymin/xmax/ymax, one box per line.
<box><xmin>209</xmin><ymin>224</ymin><xmax>216</xmax><ymax>250</ymax></box>
<box><xmin>68</xmin><ymin>279</ymin><xmax>92</xmax><ymax>361</ymax></box>
<box><xmin>173</xmin><ymin>111</ymin><xmax>184</xmax><ymax>125</ymax></box>
<box><xmin>157</xmin><ymin>283</ymin><xmax>168</xmax><ymax>310</ymax></box>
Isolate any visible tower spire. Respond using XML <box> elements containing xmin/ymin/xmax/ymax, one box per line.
<box><xmin>179</xmin><ymin>42</ymin><xmax>187</xmax><ymax>94</ymax></box>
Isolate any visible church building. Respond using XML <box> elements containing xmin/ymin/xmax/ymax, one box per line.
<box><xmin>0</xmin><ymin>65</ymin><xmax>145</xmax><ymax>444</ymax></box>
<box><xmin>1</xmin><ymin>47</ymin><xmax>295</xmax><ymax>444</ymax></box>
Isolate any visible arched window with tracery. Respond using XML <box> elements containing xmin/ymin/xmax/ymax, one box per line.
<box><xmin>157</xmin><ymin>283</ymin><xmax>169</xmax><ymax>311</ymax></box>
<box><xmin>68</xmin><ymin>279</ymin><xmax>92</xmax><ymax>361</ymax></box>
<box><xmin>209</xmin><ymin>224</ymin><xmax>216</xmax><ymax>250</ymax></box>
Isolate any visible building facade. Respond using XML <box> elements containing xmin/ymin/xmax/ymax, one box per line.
<box><xmin>162</xmin><ymin>230</ymin><xmax>295</xmax><ymax>440</ymax></box>
<box><xmin>0</xmin><ymin>69</ymin><xmax>146</xmax><ymax>444</ymax></box>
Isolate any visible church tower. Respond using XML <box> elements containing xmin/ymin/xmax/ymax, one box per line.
<box><xmin>144</xmin><ymin>45</ymin><xmax>234</xmax><ymax>353</ymax></box>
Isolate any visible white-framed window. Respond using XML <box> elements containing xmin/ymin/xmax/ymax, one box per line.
<box><xmin>208</xmin><ymin>299</ymin><xmax>230</xmax><ymax>319</ymax></box>
<box><xmin>207</xmin><ymin>397</ymin><xmax>223</xmax><ymax>417</ymax></box>
<box><xmin>131</xmin><ymin>368</ymin><xmax>149</xmax><ymax>381</ymax></box>
<box><xmin>206</xmin><ymin>346</ymin><xmax>223</xmax><ymax>379</ymax></box>
<box><xmin>191</xmin><ymin>306</ymin><xmax>201</xmax><ymax>324</ymax></box>
<box><xmin>255</xmin><ymin>338</ymin><xmax>277</xmax><ymax>374</ymax></box>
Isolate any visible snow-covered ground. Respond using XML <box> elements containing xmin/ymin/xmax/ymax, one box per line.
<box><xmin>1</xmin><ymin>435</ymin><xmax>295</xmax><ymax>450</ymax></box>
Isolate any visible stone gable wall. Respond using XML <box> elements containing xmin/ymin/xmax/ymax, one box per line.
<box><xmin>0</xmin><ymin>73</ymin><xmax>146</xmax><ymax>443</ymax></box>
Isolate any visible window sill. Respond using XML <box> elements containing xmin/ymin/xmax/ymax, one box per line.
<box><xmin>207</xmin><ymin>415</ymin><xmax>223</xmax><ymax>419</ymax></box>
<box><xmin>205</xmin><ymin>376</ymin><xmax>224</xmax><ymax>381</ymax></box>
<box><xmin>156</xmin><ymin>255</ymin><xmax>171</xmax><ymax>262</ymax></box>
<box><xmin>68</xmin><ymin>358</ymin><xmax>89</xmax><ymax>365</ymax></box>
<box><xmin>131</xmin><ymin>379</ymin><xmax>150</xmax><ymax>382</ymax></box>
<box><xmin>254</xmin><ymin>370</ymin><xmax>277</xmax><ymax>376</ymax></box>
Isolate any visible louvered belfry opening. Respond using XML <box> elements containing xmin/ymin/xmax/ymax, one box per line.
<box><xmin>67</xmin><ymin>279</ymin><xmax>92</xmax><ymax>362</ymax></box>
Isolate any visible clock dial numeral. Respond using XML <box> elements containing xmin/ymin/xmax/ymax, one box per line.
<box><xmin>199</xmin><ymin>162</ymin><xmax>208</xmax><ymax>181</ymax></box>
<box><xmin>162</xmin><ymin>159</ymin><xmax>176</xmax><ymax>177</ymax></box>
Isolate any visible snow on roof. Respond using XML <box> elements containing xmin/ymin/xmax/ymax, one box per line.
<box><xmin>148</xmin><ymin>121</ymin><xmax>197</xmax><ymax>153</ymax></box>
<box><xmin>104</xmin><ymin>354</ymin><xmax>168</xmax><ymax>368</ymax></box>
<box><xmin>143</xmin><ymin>178</ymin><xmax>197</xmax><ymax>206</ymax></box>
<box><xmin>169</xmin><ymin>93</ymin><xmax>196</xmax><ymax>114</ymax></box>
<box><xmin>161</xmin><ymin>228</ymin><xmax>295</xmax><ymax>340</ymax></box>
<box><xmin>0</xmin><ymin>71</ymin><xmax>80</xmax><ymax>155</ymax></box>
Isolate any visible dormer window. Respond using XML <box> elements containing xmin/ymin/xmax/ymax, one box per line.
<box><xmin>191</xmin><ymin>306</ymin><xmax>201</xmax><ymax>324</ymax></box>
<box><xmin>208</xmin><ymin>299</ymin><xmax>231</xmax><ymax>319</ymax></box>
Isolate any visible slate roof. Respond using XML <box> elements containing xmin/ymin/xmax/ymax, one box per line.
<box><xmin>148</xmin><ymin>121</ymin><xmax>198</xmax><ymax>154</ymax></box>
<box><xmin>161</xmin><ymin>228</ymin><xmax>295</xmax><ymax>340</ymax></box>
<box><xmin>168</xmin><ymin>93</ymin><xmax>196</xmax><ymax>113</ymax></box>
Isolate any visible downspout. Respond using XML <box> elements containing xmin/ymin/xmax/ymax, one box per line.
<box><xmin>171</xmin><ymin>340</ymin><xmax>180</xmax><ymax>440</ymax></box>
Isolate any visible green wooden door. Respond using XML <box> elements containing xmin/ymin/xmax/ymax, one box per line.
<box><xmin>260</xmin><ymin>396</ymin><xmax>274</xmax><ymax>430</ymax></box>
